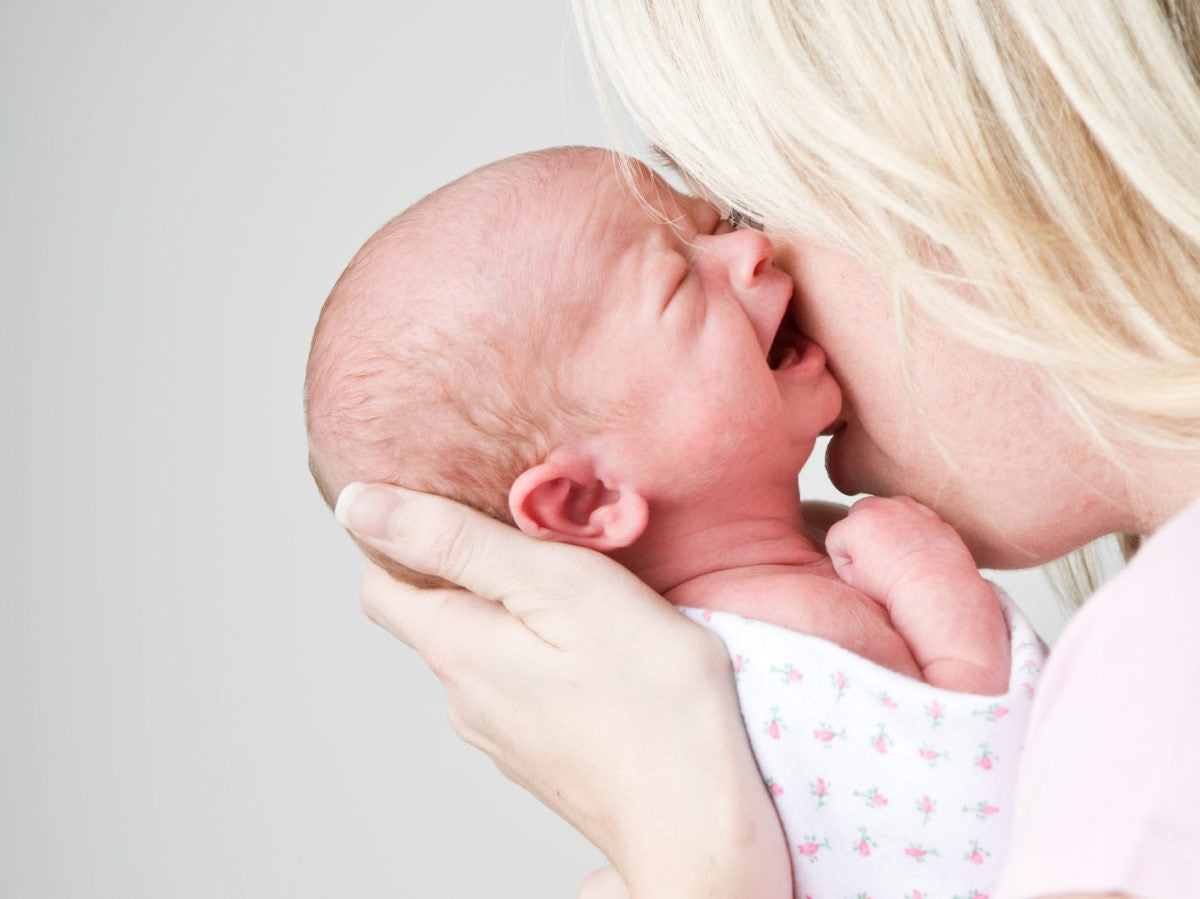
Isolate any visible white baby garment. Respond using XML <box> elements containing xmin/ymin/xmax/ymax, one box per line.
<box><xmin>683</xmin><ymin>590</ymin><xmax>1046</xmax><ymax>899</ymax></box>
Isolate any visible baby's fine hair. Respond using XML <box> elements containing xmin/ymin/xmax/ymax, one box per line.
<box><xmin>305</xmin><ymin>148</ymin><xmax>615</xmax><ymax>573</ymax></box>
<box><xmin>575</xmin><ymin>0</ymin><xmax>1200</xmax><ymax>451</ymax></box>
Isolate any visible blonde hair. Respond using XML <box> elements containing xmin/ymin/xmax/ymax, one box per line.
<box><xmin>575</xmin><ymin>0</ymin><xmax>1200</xmax><ymax>451</ymax></box>
<box><xmin>575</xmin><ymin>0</ymin><xmax>1200</xmax><ymax>594</ymax></box>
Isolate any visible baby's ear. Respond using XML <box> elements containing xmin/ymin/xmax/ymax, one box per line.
<box><xmin>509</xmin><ymin>450</ymin><xmax>648</xmax><ymax>551</ymax></box>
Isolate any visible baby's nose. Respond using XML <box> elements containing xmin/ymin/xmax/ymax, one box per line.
<box><xmin>698</xmin><ymin>229</ymin><xmax>776</xmax><ymax>291</ymax></box>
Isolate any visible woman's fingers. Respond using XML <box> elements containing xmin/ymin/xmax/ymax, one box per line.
<box><xmin>358</xmin><ymin>562</ymin><xmax>560</xmax><ymax>753</ymax></box>
<box><xmin>338</xmin><ymin>482</ymin><xmax>664</xmax><ymax>643</ymax></box>
<box><xmin>357</xmin><ymin>562</ymin><xmax>502</xmax><ymax>653</ymax></box>
<box><xmin>338</xmin><ymin>482</ymin><xmax>589</xmax><ymax>598</ymax></box>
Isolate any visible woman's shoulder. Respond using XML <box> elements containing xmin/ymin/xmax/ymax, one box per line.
<box><xmin>1118</xmin><ymin>490</ymin><xmax>1200</xmax><ymax>587</ymax></box>
<box><xmin>997</xmin><ymin>493</ymin><xmax>1200</xmax><ymax>899</ymax></box>
<box><xmin>1050</xmin><ymin>492</ymin><xmax>1200</xmax><ymax>679</ymax></box>
<box><xmin>1077</xmin><ymin>490</ymin><xmax>1200</xmax><ymax>634</ymax></box>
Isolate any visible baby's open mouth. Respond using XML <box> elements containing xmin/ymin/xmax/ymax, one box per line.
<box><xmin>768</xmin><ymin>317</ymin><xmax>807</xmax><ymax>370</ymax></box>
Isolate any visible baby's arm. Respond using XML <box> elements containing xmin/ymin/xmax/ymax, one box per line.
<box><xmin>825</xmin><ymin>496</ymin><xmax>1010</xmax><ymax>694</ymax></box>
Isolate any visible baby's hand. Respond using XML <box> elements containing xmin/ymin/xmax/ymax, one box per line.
<box><xmin>826</xmin><ymin>496</ymin><xmax>1010</xmax><ymax>695</ymax></box>
<box><xmin>825</xmin><ymin>496</ymin><xmax>978</xmax><ymax>600</ymax></box>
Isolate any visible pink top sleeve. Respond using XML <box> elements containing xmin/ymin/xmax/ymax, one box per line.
<box><xmin>997</xmin><ymin>494</ymin><xmax>1200</xmax><ymax>899</ymax></box>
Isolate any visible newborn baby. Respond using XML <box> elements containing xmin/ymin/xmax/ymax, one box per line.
<box><xmin>306</xmin><ymin>146</ymin><xmax>1045</xmax><ymax>898</ymax></box>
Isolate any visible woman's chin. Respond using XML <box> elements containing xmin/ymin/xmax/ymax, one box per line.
<box><xmin>821</xmin><ymin>427</ymin><xmax>864</xmax><ymax>498</ymax></box>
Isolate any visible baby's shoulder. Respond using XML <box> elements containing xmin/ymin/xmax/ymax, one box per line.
<box><xmin>698</xmin><ymin>569</ymin><xmax>914</xmax><ymax>669</ymax></box>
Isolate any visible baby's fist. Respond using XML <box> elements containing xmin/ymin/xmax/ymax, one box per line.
<box><xmin>824</xmin><ymin>496</ymin><xmax>977</xmax><ymax>605</ymax></box>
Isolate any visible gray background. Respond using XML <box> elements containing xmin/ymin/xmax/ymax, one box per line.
<box><xmin>2</xmin><ymin>2</ymin><xmax>1067</xmax><ymax>896</ymax></box>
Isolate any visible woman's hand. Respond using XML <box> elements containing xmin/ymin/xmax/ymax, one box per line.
<box><xmin>337</xmin><ymin>483</ymin><xmax>791</xmax><ymax>899</ymax></box>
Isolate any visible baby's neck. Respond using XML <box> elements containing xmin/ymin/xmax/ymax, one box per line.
<box><xmin>615</xmin><ymin>503</ymin><xmax>924</xmax><ymax>681</ymax></box>
<box><xmin>612</xmin><ymin>507</ymin><xmax>833</xmax><ymax>607</ymax></box>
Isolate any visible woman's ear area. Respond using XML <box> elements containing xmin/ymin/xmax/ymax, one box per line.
<box><xmin>509</xmin><ymin>450</ymin><xmax>649</xmax><ymax>552</ymax></box>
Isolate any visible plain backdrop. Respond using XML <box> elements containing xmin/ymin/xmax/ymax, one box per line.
<box><xmin>2</xmin><ymin>2</ymin><xmax>1069</xmax><ymax>896</ymax></box>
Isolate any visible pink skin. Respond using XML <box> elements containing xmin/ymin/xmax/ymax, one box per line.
<box><xmin>508</xmin><ymin>161</ymin><xmax>948</xmax><ymax>677</ymax></box>
<box><xmin>826</xmin><ymin>496</ymin><xmax>1011</xmax><ymax>693</ymax></box>
<box><xmin>506</xmin><ymin>161</ymin><xmax>1009</xmax><ymax>689</ymax></box>
<box><xmin>774</xmin><ymin>239</ymin><xmax>1143</xmax><ymax>568</ymax></box>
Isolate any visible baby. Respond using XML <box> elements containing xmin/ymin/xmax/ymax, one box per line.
<box><xmin>306</xmin><ymin>147</ymin><xmax>1045</xmax><ymax>898</ymax></box>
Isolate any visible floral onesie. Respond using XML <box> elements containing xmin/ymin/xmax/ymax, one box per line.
<box><xmin>683</xmin><ymin>590</ymin><xmax>1046</xmax><ymax>899</ymax></box>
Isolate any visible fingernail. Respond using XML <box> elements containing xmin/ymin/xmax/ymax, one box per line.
<box><xmin>335</xmin><ymin>482</ymin><xmax>402</xmax><ymax>539</ymax></box>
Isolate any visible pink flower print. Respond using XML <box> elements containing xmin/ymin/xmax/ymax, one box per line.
<box><xmin>812</xmin><ymin>723</ymin><xmax>845</xmax><ymax>745</ymax></box>
<box><xmin>974</xmin><ymin>703</ymin><xmax>1010</xmax><ymax>723</ymax></box>
<box><xmin>765</xmin><ymin>777</ymin><xmax>783</xmax><ymax>798</ymax></box>
<box><xmin>854</xmin><ymin>787</ymin><xmax>888</xmax><ymax>809</ymax></box>
<box><xmin>964</xmin><ymin>800</ymin><xmax>999</xmax><ymax>820</ymax></box>
<box><xmin>702</xmin><ymin>609</ymin><xmax>713</xmax><ymax>623</ymax></box>
<box><xmin>904</xmin><ymin>844</ymin><xmax>939</xmax><ymax>862</ymax></box>
<box><xmin>925</xmin><ymin>699</ymin><xmax>945</xmax><ymax>728</ymax></box>
<box><xmin>764</xmin><ymin>707</ymin><xmax>786</xmax><ymax>740</ymax></box>
<box><xmin>871</xmin><ymin>722</ymin><xmax>892</xmax><ymax>754</ymax></box>
<box><xmin>771</xmin><ymin>664</ymin><xmax>803</xmax><ymax>685</ymax></box>
<box><xmin>733</xmin><ymin>654</ymin><xmax>746</xmax><ymax>674</ymax></box>
<box><xmin>795</xmin><ymin>836</ymin><xmax>831</xmax><ymax>862</ymax></box>
<box><xmin>810</xmin><ymin>777</ymin><xmax>829</xmax><ymax>810</ymax></box>
<box><xmin>831</xmin><ymin>670</ymin><xmax>849</xmax><ymax>701</ymax></box>
<box><xmin>916</xmin><ymin>795</ymin><xmax>936</xmax><ymax>824</ymax></box>
<box><xmin>976</xmin><ymin>743</ymin><xmax>997</xmax><ymax>771</ymax></box>
<box><xmin>852</xmin><ymin>827</ymin><xmax>877</xmax><ymax>857</ymax></box>
<box><xmin>965</xmin><ymin>840</ymin><xmax>991</xmax><ymax>866</ymax></box>
<box><xmin>917</xmin><ymin>744</ymin><xmax>947</xmax><ymax>766</ymax></box>
<box><xmin>878</xmin><ymin>691</ymin><xmax>898</xmax><ymax>710</ymax></box>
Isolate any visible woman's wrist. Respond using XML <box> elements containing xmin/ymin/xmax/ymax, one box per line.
<box><xmin>621</xmin><ymin>781</ymin><xmax>791</xmax><ymax>899</ymax></box>
<box><xmin>615</xmin><ymin>650</ymin><xmax>793</xmax><ymax>899</ymax></box>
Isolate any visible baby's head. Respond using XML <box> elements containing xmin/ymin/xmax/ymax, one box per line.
<box><xmin>306</xmin><ymin>149</ymin><xmax>618</xmax><ymax>566</ymax></box>
<box><xmin>306</xmin><ymin>146</ymin><xmax>840</xmax><ymax>586</ymax></box>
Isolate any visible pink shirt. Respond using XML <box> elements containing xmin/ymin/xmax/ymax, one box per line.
<box><xmin>998</xmin><ymin>493</ymin><xmax>1200</xmax><ymax>899</ymax></box>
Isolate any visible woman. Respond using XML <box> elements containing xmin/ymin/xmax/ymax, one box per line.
<box><xmin>339</xmin><ymin>2</ymin><xmax>1200</xmax><ymax>896</ymax></box>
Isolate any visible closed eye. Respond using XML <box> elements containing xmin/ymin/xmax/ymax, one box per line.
<box><xmin>660</xmin><ymin>254</ymin><xmax>689</xmax><ymax>313</ymax></box>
